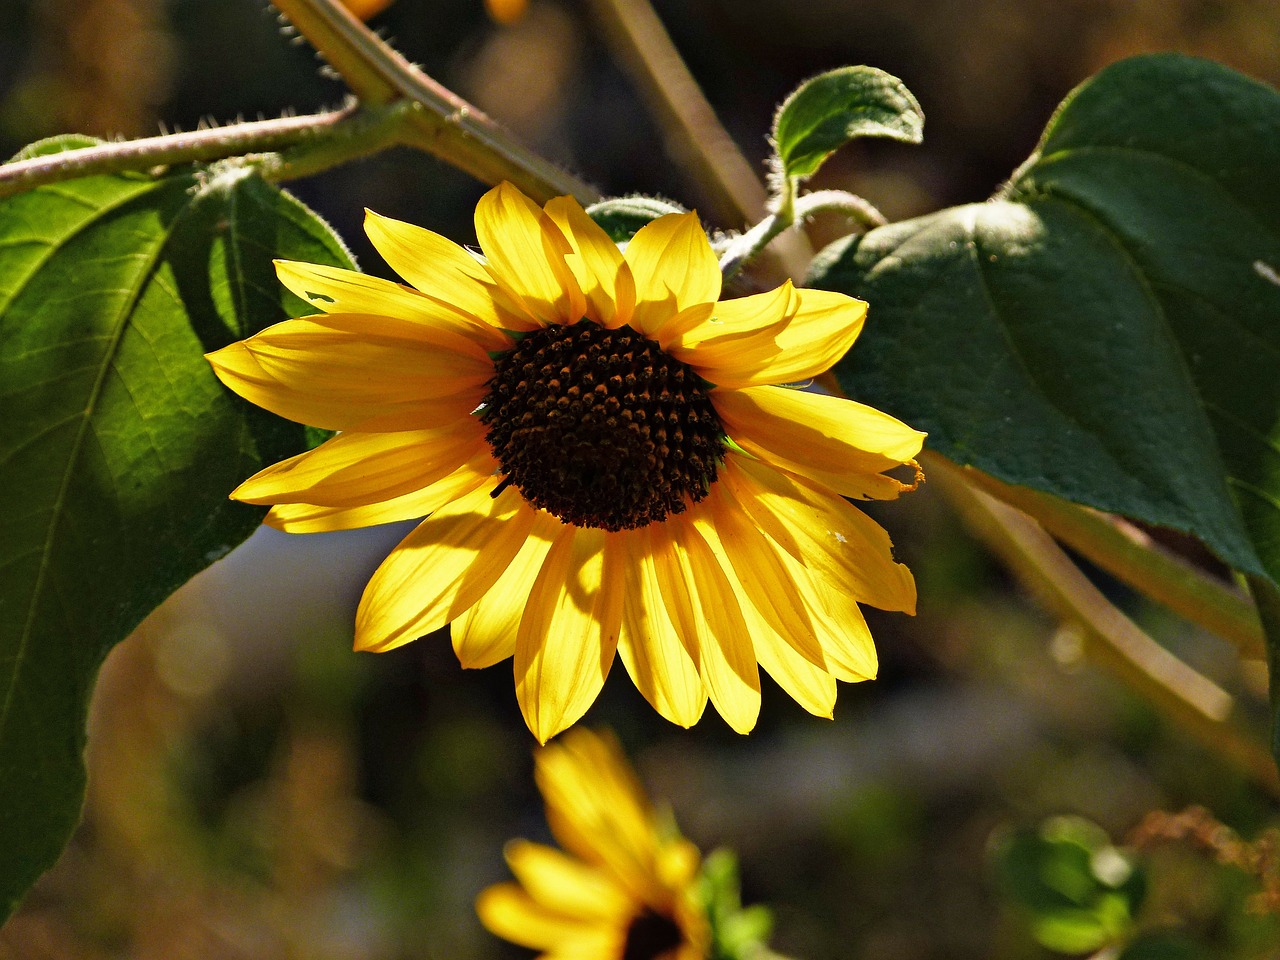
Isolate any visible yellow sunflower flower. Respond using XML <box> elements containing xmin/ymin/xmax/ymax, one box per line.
<box><xmin>205</xmin><ymin>182</ymin><xmax>924</xmax><ymax>742</ymax></box>
<box><xmin>476</xmin><ymin>728</ymin><xmax>709</xmax><ymax>960</ymax></box>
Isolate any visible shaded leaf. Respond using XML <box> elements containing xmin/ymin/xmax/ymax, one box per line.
<box><xmin>772</xmin><ymin>66</ymin><xmax>923</xmax><ymax>181</ymax></box>
<box><xmin>0</xmin><ymin>158</ymin><xmax>353</xmax><ymax>916</ymax></box>
<box><xmin>586</xmin><ymin>195</ymin><xmax>687</xmax><ymax>242</ymax></box>
<box><xmin>809</xmin><ymin>53</ymin><xmax>1280</xmax><ymax>587</ymax></box>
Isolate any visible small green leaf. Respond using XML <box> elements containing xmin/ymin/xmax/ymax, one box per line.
<box><xmin>772</xmin><ymin>66</ymin><xmax>923</xmax><ymax>181</ymax></box>
<box><xmin>0</xmin><ymin>157</ymin><xmax>353</xmax><ymax>917</ymax></box>
<box><xmin>586</xmin><ymin>195</ymin><xmax>687</xmax><ymax>242</ymax></box>
<box><xmin>808</xmin><ymin>53</ymin><xmax>1280</xmax><ymax>589</ymax></box>
<box><xmin>994</xmin><ymin>817</ymin><xmax>1144</xmax><ymax>954</ymax></box>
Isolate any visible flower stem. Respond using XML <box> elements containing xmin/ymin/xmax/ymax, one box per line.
<box><xmin>270</xmin><ymin>0</ymin><xmax>595</xmax><ymax>202</ymax></box>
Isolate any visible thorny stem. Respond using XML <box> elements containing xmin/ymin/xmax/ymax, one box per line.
<box><xmin>926</xmin><ymin>450</ymin><xmax>1280</xmax><ymax>797</ymax></box>
<box><xmin>270</xmin><ymin>0</ymin><xmax>594</xmax><ymax>202</ymax></box>
<box><xmin>0</xmin><ymin>0</ymin><xmax>596</xmax><ymax>204</ymax></box>
<box><xmin>0</xmin><ymin>104</ymin><xmax>383</xmax><ymax>198</ymax></box>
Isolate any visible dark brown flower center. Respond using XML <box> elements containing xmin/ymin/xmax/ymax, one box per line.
<box><xmin>480</xmin><ymin>320</ymin><xmax>724</xmax><ymax>531</ymax></box>
<box><xmin>622</xmin><ymin>907</ymin><xmax>686</xmax><ymax>960</ymax></box>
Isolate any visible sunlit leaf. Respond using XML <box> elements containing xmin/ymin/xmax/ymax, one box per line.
<box><xmin>772</xmin><ymin>66</ymin><xmax>923</xmax><ymax>181</ymax></box>
<box><xmin>0</xmin><ymin>154</ymin><xmax>352</xmax><ymax>917</ymax></box>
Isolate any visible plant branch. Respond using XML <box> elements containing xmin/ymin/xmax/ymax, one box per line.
<box><xmin>926</xmin><ymin>451</ymin><xmax>1280</xmax><ymax>796</ymax></box>
<box><xmin>0</xmin><ymin>105</ymin><xmax>374</xmax><ymax>198</ymax></box>
<box><xmin>270</xmin><ymin>0</ymin><xmax>595</xmax><ymax>202</ymax></box>
<box><xmin>959</xmin><ymin>464</ymin><xmax>1265</xmax><ymax>660</ymax></box>
<box><xmin>793</xmin><ymin>189</ymin><xmax>887</xmax><ymax>230</ymax></box>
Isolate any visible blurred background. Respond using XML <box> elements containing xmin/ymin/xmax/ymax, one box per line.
<box><xmin>3</xmin><ymin>0</ymin><xmax>1280</xmax><ymax>957</ymax></box>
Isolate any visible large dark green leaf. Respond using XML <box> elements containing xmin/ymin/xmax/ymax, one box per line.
<box><xmin>0</xmin><ymin>154</ymin><xmax>353</xmax><ymax>916</ymax></box>
<box><xmin>809</xmin><ymin>53</ymin><xmax>1280</xmax><ymax>587</ymax></box>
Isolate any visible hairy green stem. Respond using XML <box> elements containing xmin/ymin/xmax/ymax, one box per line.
<box><xmin>0</xmin><ymin>104</ymin><xmax>370</xmax><ymax>198</ymax></box>
<box><xmin>793</xmin><ymin>188</ymin><xmax>887</xmax><ymax>229</ymax></box>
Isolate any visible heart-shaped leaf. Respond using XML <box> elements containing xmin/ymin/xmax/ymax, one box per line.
<box><xmin>772</xmin><ymin>66</ymin><xmax>923</xmax><ymax>181</ymax></box>
<box><xmin>809</xmin><ymin>53</ymin><xmax>1280</xmax><ymax>588</ymax></box>
<box><xmin>0</xmin><ymin>155</ymin><xmax>352</xmax><ymax>917</ymax></box>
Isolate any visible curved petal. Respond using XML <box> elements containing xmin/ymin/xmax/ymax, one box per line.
<box><xmin>661</xmin><ymin>281</ymin><xmax>794</xmax><ymax>352</ymax></box>
<box><xmin>504</xmin><ymin>840</ymin><xmax>632</xmax><ymax>921</ymax></box>
<box><xmin>543</xmin><ymin>196</ymin><xmax>636</xmax><ymax>328</ymax></box>
<box><xmin>752</xmin><ymin>624</ymin><xmax>837</xmax><ymax>719</ymax></box>
<box><xmin>624</xmin><ymin>212</ymin><xmax>720</xmax><ymax>337</ymax></box>
<box><xmin>364</xmin><ymin>209</ymin><xmax>538</xmax><ymax>332</ymax></box>
<box><xmin>722</xmin><ymin>455</ymin><xmax>916</xmax><ymax>614</ymax></box>
<box><xmin>515</xmin><ymin>526</ymin><xmax>622</xmax><ymax>743</ymax></box>
<box><xmin>451</xmin><ymin>509</ymin><xmax>562</xmax><ymax>669</ymax></box>
<box><xmin>692</xmin><ymin>482</ymin><xmax>825</xmax><ymax>668</ymax></box>
<box><xmin>355</xmin><ymin>484</ymin><xmax>537</xmax><ymax>652</ymax></box>
<box><xmin>716</xmin><ymin>385</ymin><xmax>926</xmax><ymax>499</ymax></box>
<box><xmin>265</xmin><ymin>449</ymin><xmax>497</xmax><ymax>533</ymax></box>
<box><xmin>653</xmin><ymin>519</ymin><xmax>760</xmax><ymax>734</ymax></box>
<box><xmin>536</xmin><ymin>731</ymin><xmax>665</xmax><ymax>905</ymax></box>
<box><xmin>475</xmin><ymin>883</ymin><xmax>617</xmax><ymax>954</ymax></box>
<box><xmin>476</xmin><ymin>182</ymin><xmax>586</xmax><ymax>325</ymax></box>
<box><xmin>615</xmin><ymin>527</ymin><xmax>706</xmax><ymax>729</ymax></box>
<box><xmin>273</xmin><ymin>259</ymin><xmax>512</xmax><ymax>351</ymax></box>
<box><xmin>206</xmin><ymin>315</ymin><xmax>489</xmax><ymax>432</ymax></box>
<box><xmin>234</xmin><ymin>419</ymin><xmax>483</xmax><ymax>506</ymax></box>
<box><xmin>689</xmin><ymin>287</ymin><xmax>866</xmax><ymax>389</ymax></box>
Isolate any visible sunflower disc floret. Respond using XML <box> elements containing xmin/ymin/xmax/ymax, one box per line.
<box><xmin>481</xmin><ymin>319</ymin><xmax>724</xmax><ymax>531</ymax></box>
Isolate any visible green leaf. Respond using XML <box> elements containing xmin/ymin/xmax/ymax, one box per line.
<box><xmin>586</xmin><ymin>195</ymin><xmax>687</xmax><ymax>243</ymax></box>
<box><xmin>994</xmin><ymin>817</ymin><xmax>1144</xmax><ymax>954</ymax></box>
<box><xmin>772</xmin><ymin>66</ymin><xmax>923</xmax><ymax>181</ymax></box>
<box><xmin>808</xmin><ymin>53</ymin><xmax>1280</xmax><ymax>588</ymax></box>
<box><xmin>0</xmin><ymin>158</ymin><xmax>353</xmax><ymax>917</ymax></box>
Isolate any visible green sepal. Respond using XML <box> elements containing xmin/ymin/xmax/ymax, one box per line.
<box><xmin>586</xmin><ymin>195</ymin><xmax>687</xmax><ymax>242</ymax></box>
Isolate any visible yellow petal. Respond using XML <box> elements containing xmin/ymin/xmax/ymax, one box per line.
<box><xmin>752</xmin><ymin>624</ymin><xmax>837</xmax><ymax>719</ymax></box>
<box><xmin>536</xmin><ymin>731</ymin><xmax>667</xmax><ymax>906</ymax></box>
<box><xmin>723</xmin><ymin>455</ymin><xmax>916</xmax><ymax>613</ymax></box>
<box><xmin>716</xmin><ymin>385</ymin><xmax>925</xmax><ymax>499</ymax></box>
<box><xmin>615</xmin><ymin>528</ymin><xmax>706</xmax><ymax>729</ymax></box>
<box><xmin>476</xmin><ymin>182</ymin><xmax>586</xmax><ymax>325</ymax></box>
<box><xmin>516</xmin><ymin>526</ymin><xmax>622</xmax><ymax>743</ymax></box>
<box><xmin>661</xmin><ymin>281</ymin><xmax>794</xmax><ymax>352</ymax></box>
<box><xmin>475</xmin><ymin>883</ymin><xmax>617</xmax><ymax>953</ymax></box>
<box><xmin>273</xmin><ymin>259</ymin><xmax>513</xmax><ymax>352</ymax></box>
<box><xmin>265</xmin><ymin>449</ymin><xmax>498</xmax><ymax>533</ymax></box>
<box><xmin>206</xmin><ymin>315</ymin><xmax>489</xmax><ymax>432</ymax></box>
<box><xmin>624</xmin><ymin>212</ymin><xmax>720</xmax><ymax>337</ymax></box>
<box><xmin>543</xmin><ymin>196</ymin><xmax>636</xmax><ymax>328</ymax></box>
<box><xmin>653</xmin><ymin>519</ymin><xmax>760</xmax><ymax>734</ymax></box>
<box><xmin>234</xmin><ymin>420</ymin><xmax>482</xmax><ymax>506</ymax></box>
<box><xmin>689</xmin><ymin>287</ymin><xmax>866</xmax><ymax>389</ymax></box>
<box><xmin>504</xmin><ymin>839</ymin><xmax>632</xmax><ymax>920</ymax></box>
<box><xmin>692</xmin><ymin>482</ymin><xmax>825</xmax><ymax>668</ymax></box>
<box><xmin>452</xmin><ymin>510</ymin><xmax>562</xmax><ymax>669</ymax></box>
<box><xmin>355</xmin><ymin>484</ymin><xmax>536</xmax><ymax>652</ymax></box>
<box><xmin>364</xmin><ymin>208</ymin><xmax>538</xmax><ymax>332</ymax></box>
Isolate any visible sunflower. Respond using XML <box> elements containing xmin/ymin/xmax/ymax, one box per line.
<box><xmin>205</xmin><ymin>182</ymin><xmax>924</xmax><ymax>742</ymax></box>
<box><xmin>476</xmin><ymin>728</ymin><xmax>709</xmax><ymax>960</ymax></box>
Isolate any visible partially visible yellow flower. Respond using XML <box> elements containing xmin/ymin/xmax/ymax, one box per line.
<box><xmin>477</xmin><ymin>728</ymin><xmax>709</xmax><ymax>960</ymax></box>
<box><xmin>340</xmin><ymin>0</ymin><xmax>394</xmax><ymax>20</ymax></box>
<box><xmin>206</xmin><ymin>182</ymin><xmax>925</xmax><ymax>743</ymax></box>
<box><xmin>484</xmin><ymin>0</ymin><xmax>528</xmax><ymax>24</ymax></box>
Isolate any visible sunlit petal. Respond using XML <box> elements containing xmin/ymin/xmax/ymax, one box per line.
<box><xmin>624</xmin><ymin>212</ymin><xmax>721</xmax><ymax>336</ymax></box>
<box><xmin>355</xmin><ymin>485</ymin><xmax>536</xmax><ymax>652</ymax></box>
<box><xmin>543</xmin><ymin>196</ymin><xmax>636</xmax><ymax>328</ymax></box>
<box><xmin>476</xmin><ymin>182</ymin><xmax>586</xmax><ymax>324</ymax></box>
